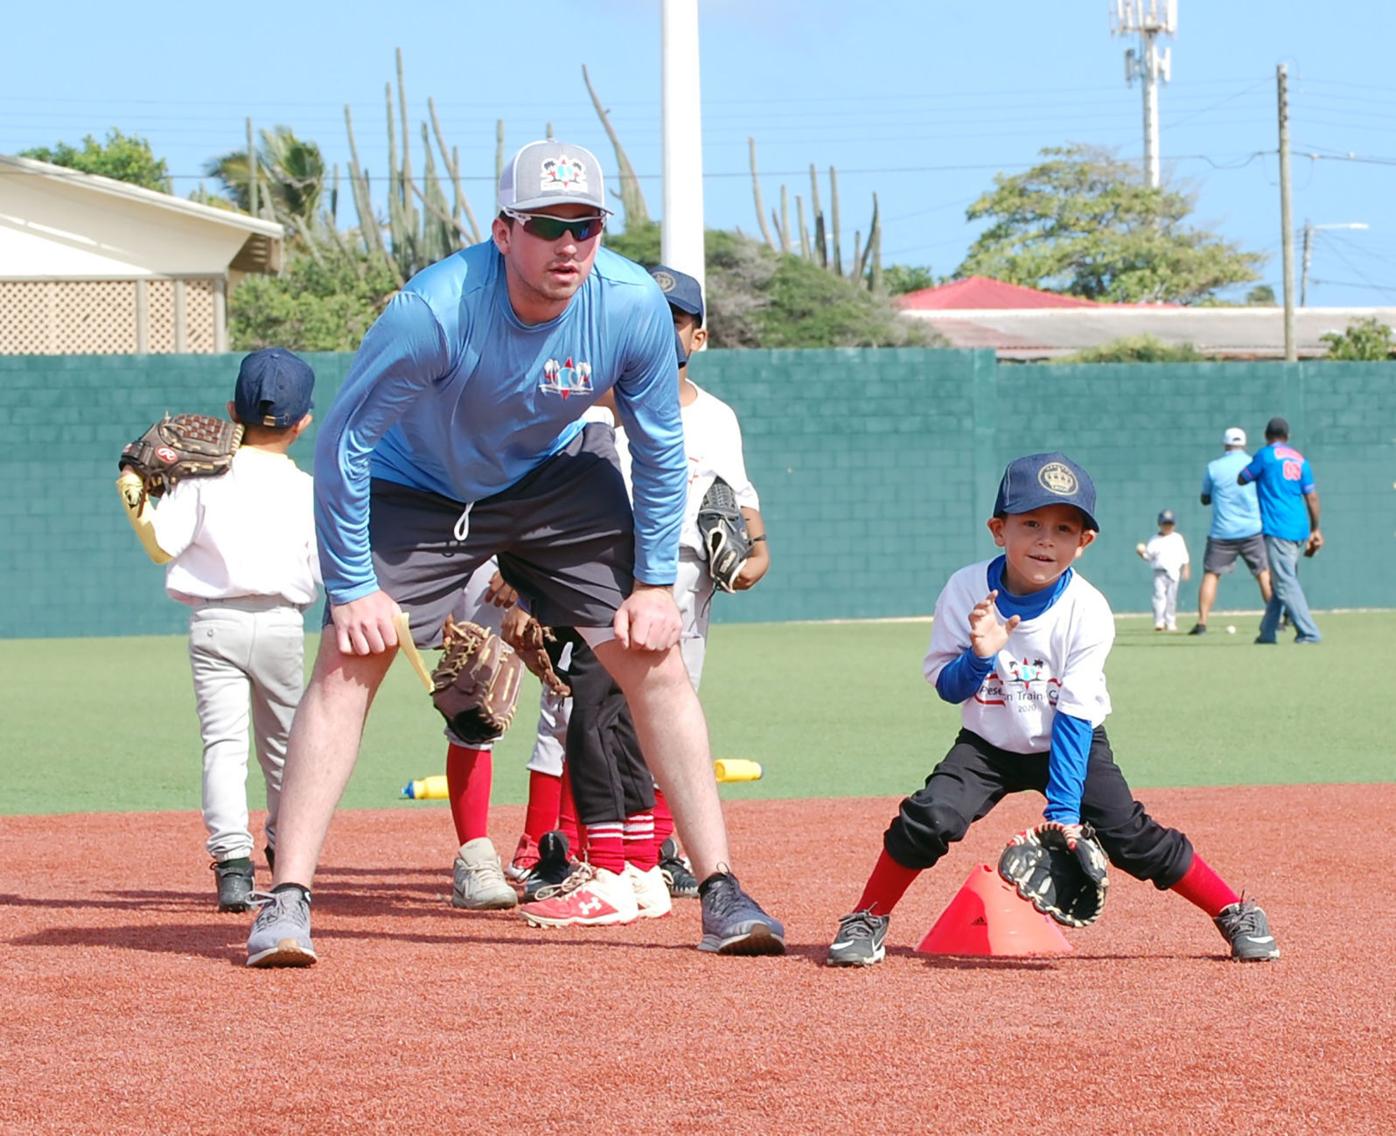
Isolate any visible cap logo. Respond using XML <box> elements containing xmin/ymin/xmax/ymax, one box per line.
<box><xmin>653</xmin><ymin>270</ymin><xmax>676</xmax><ymax>294</ymax></box>
<box><xmin>1038</xmin><ymin>462</ymin><xmax>1078</xmax><ymax>496</ymax></box>
<box><xmin>540</xmin><ymin>155</ymin><xmax>588</xmax><ymax>194</ymax></box>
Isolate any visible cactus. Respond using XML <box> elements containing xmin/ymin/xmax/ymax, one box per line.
<box><xmin>582</xmin><ymin>65</ymin><xmax>649</xmax><ymax>225</ymax></box>
<box><xmin>749</xmin><ymin>138</ymin><xmax>775</xmax><ymax>249</ymax></box>
<box><xmin>829</xmin><ymin>165</ymin><xmax>843</xmax><ymax>277</ymax></box>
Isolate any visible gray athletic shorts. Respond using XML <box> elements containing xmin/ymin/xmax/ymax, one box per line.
<box><xmin>1202</xmin><ymin>533</ymin><xmax>1269</xmax><ymax>576</ymax></box>
<box><xmin>336</xmin><ymin>424</ymin><xmax>635</xmax><ymax>649</ymax></box>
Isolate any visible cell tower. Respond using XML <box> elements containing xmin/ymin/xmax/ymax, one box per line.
<box><xmin>1110</xmin><ymin>0</ymin><xmax>1176</xmax><ymax>188</ymax></box>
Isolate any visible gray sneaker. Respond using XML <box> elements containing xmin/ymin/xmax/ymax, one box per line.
<box><xmin>246</xmin><ymin>888</ymin><xmax>317</xmax><ymax>968</ymax></box>
<box><xmin>827</xmin><ymin>910</ymin><xmax>890</xmax><ymax>967</ymax></box>
<box><xmin>697</xmin><ymin>871</ymin><xmax>785</xmax><ymax>955</ymax></box>
<box><xmin>451</xmin><ymin>838</ymin><xmax>518</xmax><ymax>910</ymax></box>
<box><xmin>1214</xmin><ymin>898</ymin><xmax>1280</xmax><ymax>961</ymax></box>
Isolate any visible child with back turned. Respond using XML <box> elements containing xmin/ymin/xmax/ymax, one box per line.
<box><xmin>115</xmin><ymin>349</ymin><xmax>319</xmax><ymax>913</ymax></box>
<box><xmin>825</xmin><ymin>453</ymin><xmax>1278</xmax><ymax>967</ymax></box>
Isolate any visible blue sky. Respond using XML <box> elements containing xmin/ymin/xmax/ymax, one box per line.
<box><xmin>7</xmin><ymin>1</ymin><xmax>1394</xmax><ymax>306</ymax></box>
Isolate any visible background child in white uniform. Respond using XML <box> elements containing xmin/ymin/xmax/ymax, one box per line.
<box><xmin>116</xmin><ymin>349</ymin><xmax>319</xmax><ymax>911</ymax></box>
<box><xmin>1136</xmin><ymin>508</ymin><xmax>1190</xmax><ymax>631</ymax></box>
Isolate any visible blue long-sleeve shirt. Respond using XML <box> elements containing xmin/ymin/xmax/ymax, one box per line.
<box><xmin>314</xmin><ymin>243</ymin><xmax>687</xmax><ymax>605</ymax></box>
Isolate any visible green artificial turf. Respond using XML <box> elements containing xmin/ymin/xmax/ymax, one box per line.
<box><xmin>1</xmin><ymin>612</ymin><xmax>1390</xmax><ymax>817</ymax></box>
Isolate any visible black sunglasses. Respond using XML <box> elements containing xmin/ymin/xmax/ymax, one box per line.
<box><xmin>503</xmin><ymin>209</ymin><xmax>606</xmax><ymax>242</ymax></box>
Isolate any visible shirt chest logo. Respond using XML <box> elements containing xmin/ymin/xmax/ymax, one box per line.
<box><xmin>976</xmin><ymin>655</ymin><xmax>1062</xmax><ymax>709</ymax></box>
<box><xmin>540</xmin><ymin>357</ymin><xmax>593</xmax><ymax>399</ymax></box>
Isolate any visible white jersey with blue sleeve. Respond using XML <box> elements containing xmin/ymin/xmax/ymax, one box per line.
<box><xmin>923</xmin><ymin>560</ymin><xmax>1114</xmax><ymax>754</ymax></box>
<box><xmin>313</xmin><ymin>243</ymin><xmax>686</xmax><ymax>605</ymax></box>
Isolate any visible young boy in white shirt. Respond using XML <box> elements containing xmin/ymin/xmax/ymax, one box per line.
<box><xmin>116</xmin><ymin>349</ymin><xmax>319</xmax><ymax>912</ymax></box>
<box><xmin>825</xmin><ymin>453</ymin><xmax>1278</xmax><ymax>967</ymax></box>
<box><xmin>1136</xmin><ymin>508</ymin><xmax>1191</xmax><ymax>631</ymax></box>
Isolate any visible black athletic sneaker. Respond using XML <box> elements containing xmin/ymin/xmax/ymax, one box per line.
<box><xmin>826</xmin><ymin>909</ymin><xmax>890</xmax><ymax>967</ymax></box>
<box><xmin>697</xmin><ymin>871</ymin><xmax>785</xmax><ymax>955</ymax></box>
<box><xmin>658</xmin><ymin>837</ymin><xmax>699</xmax><ymax>898</ymax></box>
<box><xmin>212</xmin><ymin>857</ymin><xmax>255</xmax><ymax>913</ymax></box>
<box><xmin>522</xmin><ymin>831</ymin><xmax>575</xmax><ymax>902</ymax></box>
<box><xmin>1214</xmin><ymin>898</ymin><xmax>1280</xmax><ymax>961</ymax></box>
<box><xmin>1187</xmin><ymin>624</ymin><xmax>1208</xmax><ymax>636</ymax></box>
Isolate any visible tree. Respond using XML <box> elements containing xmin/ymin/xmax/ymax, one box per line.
<box><xmin>21</xmin><ymin>129</ymin><xmax>171</xmax><ymax>192</ymax></box>
<box><xmin>229</xmin><ymin>247</ymin><xmax>398</xmax><ymax>353</ymax></box>
<box><xmin>205</xmin><ymin>126</ymin><xmax>326</xmax><ymax>229</ymax></box>
<box><xmin>1320</xmin><ymin>317</ymin><xmax>1394</xmax><ymax>361</ymax></box>
<box><xmin>1246</xmin><ymin>284</ymin><xmax>1277</xmax><ymax>306</ymax></box>
<box><xmin>956</xmin><ymin>144</ymin><xmax>1262</xmax><ymax>305</ymax></box>
<box><xmin>1050</xmin><ymin>335</ymin><xmax>1203</xmax><ymax>364</ymax></box>
<box><xmin>882</xmin><ymin>265</ymin><xmax>937</xmax><ymax>296</ymax></box>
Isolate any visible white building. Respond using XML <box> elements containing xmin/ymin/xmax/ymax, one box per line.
<box><xmin>0</xmin><ymin>154</ymin><xmax>283</xmax><ymax>354</ymax></box>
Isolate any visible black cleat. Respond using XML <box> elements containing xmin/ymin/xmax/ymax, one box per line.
<box><xmin>1214</xmin><ymin>898</ymin><xmax>1280</xmax><ymax>961</ymax></box>
<box><xmin>212</xmin><ymin>857</ymin><xmax>255</xmax><ymax>912</ymax></box>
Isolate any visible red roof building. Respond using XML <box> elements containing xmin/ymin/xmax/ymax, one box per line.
<box><xmin>895</xmin><ymin>275</ymin><xmax>1100</xmax><ymax>311</ymax></box>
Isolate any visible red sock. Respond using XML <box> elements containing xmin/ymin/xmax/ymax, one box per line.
<box><xmin>524</xmin><ymin>770</ymin><xmax>563</xmax><ymax>842</ymax></box>
<box><xmin>586</xmin><ymin>821</ymin><xmax>625</xmax><ymax>874</ymax></box>
<box><xmin>1170</xmin><ymin>853</ymin><xmax>1240</xmax><ymax>917</ymax></box>
<box><xmin>652</xmin><ymin>789</ymin><xmax>675</xmax><ymax>848</ymax></box>
<box><xmin>855</xmin><ymin>849</ymin><xmax>922</xmax><ymax>917</ymax></box>
<box><xmin>445</xmin><ymin>743</ymin><xmax>492</xmax><ymax>845</ymax></box>
<box><xmin>558</xmin><ymin>763</ymin><xmax>586</xmax><ymax>857</ymax></box>
<box><xmin>624</xmin><ymin>811</ymin><xmax>658</xmax><ymax>871</ymax></box>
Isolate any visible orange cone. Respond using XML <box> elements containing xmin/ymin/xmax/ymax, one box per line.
<box><xmin>915</xmin><ymin>863</ymin><xmax>1072</xmax><ymax>957</ymax></box>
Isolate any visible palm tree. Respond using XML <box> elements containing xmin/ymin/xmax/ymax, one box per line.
<box><xmin>205</xmin><ymin>126</ymin><xmax>326</xmax><ymax>229</ymax></box>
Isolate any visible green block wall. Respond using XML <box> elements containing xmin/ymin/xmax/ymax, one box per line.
<box><xmin>3</xmin><ymin>350</ymin><xmax>1392</xmax><ymax>638</ymax></box>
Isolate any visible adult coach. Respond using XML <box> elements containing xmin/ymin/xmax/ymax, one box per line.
<box><xmin>1188</xmin><ymin>426</ymin><xmax>1272</xmax><ymax>635</ymax></box>
<box><xmin>1238</xmin><ymin>416</ymin><xmax>1323</xmax><ymax>645</ymax></box>
<box><xmin>245</xmin><ymin>140</ymin><xmax>784</xmax><ymax>966</ymax></box>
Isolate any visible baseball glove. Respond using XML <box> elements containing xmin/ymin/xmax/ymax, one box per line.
<box><xmin>696</xmin><ymin>477</ymin><xmax>752</xmax><ymax>593</ymax></box>
<box><xmin>118</xmin><ymin>413</ymin><xmax>243</xmax><ymax>501</ymax></box>
<box><xmin>998</xmin><ymin>822</ymin><xmax>1109</xmax><ymax>928</ymax></box>
<box><xmin>431</xmin><ymin>617</ymin><xmax>525</xmax><ymax>745</ymax></box>
<box><xmin>500</xmin><ymin>607</ymin><xmax>571</xmax><ymax>698</ymax></box>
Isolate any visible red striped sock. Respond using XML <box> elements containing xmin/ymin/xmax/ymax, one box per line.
<box><xmin>652</xmin><ymin>789</ymin><xmax>675</xmax><ymax>847</ymax></box>
<box><xmin>855</xmin><ymin>849</ymin><xmax>922</xmax><ymax>917</ymax></box>
<box><xmin>624</xmin><ymin>811</ymin><xmax>658</xmax><ymax>871</ymax></box>
<box><xmin>445</xmin><ymin>743</ymin><xmax>492</xmax><ymax>845</ymax></box>
<box><xmin>586</xmin><ymin>821</ymin><xmax>625</xmax><ymax>875</ymax></box>
<box><xmin>523</xmin><ymin>770</ymin><xmax>563</xmax><ymax>842</ymax></box>
<box><xmin>558</xmin><ymin>764</ymin><xmax>586</xmax><ymax>858</ymax></box>
<box><xmin>1170</xmin><ymin>853</ymin><xmax>1240</xmax><ymax>917</ymax></box>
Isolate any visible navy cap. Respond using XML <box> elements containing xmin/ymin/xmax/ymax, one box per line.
<box><xmin>1158</xmin><ymin>509</ymin><xmax>1176</xmax><ymax>525</ymax></box>
<box><xmin>234</xmin><ymin>348</ymin><xmax>315</xmax><ymax>428</ymax></box>
<box><xmin>992</xmin><ymin>452</ymin><xmax>1099</xmax><ymax>531</ymax></box>
<box><xmin>649</xmin><ymin>264</ymin><xmax>704</xmax><ymax>326</ymax></box>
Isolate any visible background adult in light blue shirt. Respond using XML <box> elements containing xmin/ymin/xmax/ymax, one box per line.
<box><xmin>1190</xmin><ymin>426</ymin><xmax>1272</xmax><ymax>634</ymax></box>
<box><xmin>1238</xmin><ymin>417</ymin><xmax>1323</xmax><ymax>644</ymax></box>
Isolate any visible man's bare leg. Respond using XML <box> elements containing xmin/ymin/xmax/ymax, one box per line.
<box><xmin>1197</xmin><ymin>572</ymin><xmax>1219</xmax><ymax>626</ymax></box>
<box><xmin>1257</xmin><ymin>569</ymin><xmax>1273</xmax><ymax>604</ymax></box>
<box><xmin>273</xmin><ymin>639</ymin><xmax>395</xmax><ymax>888</ymax></box>
<box><xmin>594</xmin><ymin>640</ymin><xmax>730</xmax><ymax>881</ymax></box>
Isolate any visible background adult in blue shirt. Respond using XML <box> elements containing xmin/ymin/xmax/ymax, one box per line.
<box><xmin>1238</xmin><ymin>417</ymin><xmax>1323</xmax><ymax>645</ymax></box>
<box><xmin>246</xmin><ymin>141</ymin><xmax>784</xmax><ymax>968</ymax></box>
<box><xmin>1189</xmin><ymin>426</ymin><xmax>1272</xmax><ymax>635</ymax></box>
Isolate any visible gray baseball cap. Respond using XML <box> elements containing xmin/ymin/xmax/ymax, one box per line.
<box><xmin>498</xmin><ymin>140</ymin><xmax>611</xmax><ymax>214</ymax></box>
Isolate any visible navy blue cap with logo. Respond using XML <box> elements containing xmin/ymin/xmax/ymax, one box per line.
<box><xmin>234</xmin><ymin>348</ymin><xmax>315</xmax><ymax>428</ymax></box>
<box><xmin>992</xmin><ymin>452</ymin><xmax>1099</xmax><ymax>532</ymax></box>
<box><xmin>649</xmin><ymin>264</ymin><xmax>705</xmax><ymax>327</ymax></box>
<box><xmin>1157</xmin><ymin>508</ymin><xmax>1176</xmax><ymax>525</ymax></box>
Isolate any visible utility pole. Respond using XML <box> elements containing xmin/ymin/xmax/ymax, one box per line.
<box><xmin>1111</xmin><ymin>1</ymin><xmax>1176</xmax><ymax>188</ymax></box>
<box><xmin>1278</xmin><ymin>64</ymin><xmax>1295</xmax><ymax>362</ymax></box>
<box><xmin>246</xmin><ymin>117</ymin><xmax>258</xmax><ymax>218</ymax></box>
<box><xmin>1301</xmin><ymin>220</ymin><xmax>1369</xmax><ymax>306</ymax></box>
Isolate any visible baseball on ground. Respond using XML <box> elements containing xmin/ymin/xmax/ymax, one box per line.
<box><xmin>1226</xmin><ymin>625</ymin><xmax>1237</xmax><ymax>634</ymax></box>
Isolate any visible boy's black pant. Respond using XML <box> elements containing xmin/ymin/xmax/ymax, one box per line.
<box><xmin>557</xmin><ymin>632</ymin><xmax>655</xmax><ymax>827</ymax></box>
<box><xmin>885</xmin><ymin>727</ymin><xmax>1194</xmax><ymax>889</ymax></box>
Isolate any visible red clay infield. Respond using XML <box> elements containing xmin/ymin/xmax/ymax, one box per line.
<box><xmin>2</xmin><ymin>784</ymin><xmax>1393</xmax><ymax>1135</ymax></box>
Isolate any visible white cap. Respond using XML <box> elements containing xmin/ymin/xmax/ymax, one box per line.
<box><xmin>1223</xmin><ymin>427</ymin><xmax>1246</xmax><ymax>447</ymax></box>
<box><xmin>497</xmin><ymin>140</ymin><xmax>611</xmax><ymax>214</ymax></box>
